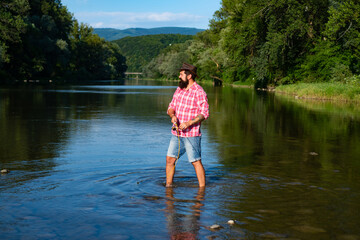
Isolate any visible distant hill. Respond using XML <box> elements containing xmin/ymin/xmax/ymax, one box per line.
<box><xmin>113</xmin><ymin>34</ymin><xmax>194</xmax><ymax>72</ymax></box>
<box><xmin>94</xmin><ymin>27</ymin><xmax>204</xmax><ymax>41</ymax></box>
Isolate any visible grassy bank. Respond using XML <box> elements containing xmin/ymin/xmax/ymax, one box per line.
<box><xmin>275</xmin><ymin>82</ymin><xmax>360</xmax><ymax>102</ymax></box>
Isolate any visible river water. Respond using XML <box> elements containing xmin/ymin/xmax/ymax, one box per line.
<box><xmin>1</xmin><ymin>79</ymin><xmax>360</xmax><ymax>239</ymax></box>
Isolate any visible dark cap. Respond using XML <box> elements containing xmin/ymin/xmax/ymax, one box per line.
<box><xmin>180</xmin><ymin>62</ymin><xmax>198</xmax><ymax>78</ymax></box>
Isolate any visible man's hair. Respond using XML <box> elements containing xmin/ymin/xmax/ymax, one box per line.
<box><xmin>185</xmin><ymin>70</ymin><xmax>196</xmax><ymax>80</ymax></box>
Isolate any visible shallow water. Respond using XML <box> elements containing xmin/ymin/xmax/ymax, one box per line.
<box><xmin>1</xmin><ymin>80</ymin><xmax>360</xmax><ymax>239</ymax></box>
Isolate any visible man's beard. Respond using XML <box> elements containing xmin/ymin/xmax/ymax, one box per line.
<box><xmin>179</xmin><ymin>79</ymin><xmax>189</xmax><ymax>89</ymax></box>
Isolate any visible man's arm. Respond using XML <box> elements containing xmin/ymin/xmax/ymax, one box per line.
<box><xmin>179</xmin><ymin>114</ymin><xmax>205</xmax><ymax>130</ymax></box>
<box><xmin>190</xmin><ymin>114</ymin><xmax>205</xmax><ymax>125</ymax></box>
<box><xmin>168</xmin><ymin>108</ymin><xmax>177</xmax><ymax>124</ymax></box>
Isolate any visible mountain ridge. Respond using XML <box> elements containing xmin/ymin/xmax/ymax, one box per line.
<box><xmin>93</xmin><ymin>27</ymin><xmax>204</xmax><ymax>41</ymax></box>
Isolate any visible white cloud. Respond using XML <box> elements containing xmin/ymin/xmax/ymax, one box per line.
<box><xmin>74</xmin><ymin>11</ymin><xmax>206</xmax><ymax>29</ymax></box>
<box><xmin>92</xmin><ymin>22</ymin><xmax>104</xmax><ymax>28</ymax></box>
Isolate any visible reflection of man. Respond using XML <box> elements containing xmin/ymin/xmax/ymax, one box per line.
<box><xmin>165</xmin><ymin>187</ymin><xmax>205</xmax><ymax>239</ymax></box>
<box><xmin>166</xmin><ymin>63</ymin><xmax>209</xmax><ymax>187</ymax></box>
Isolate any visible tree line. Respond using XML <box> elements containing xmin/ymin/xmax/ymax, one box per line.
<box><xmin>113</xmin><ymin>34</ymin><xmax>193</xmax><ymax>73</ymax></box>
<box><xmin>2</xmin><ymin>0</ymin><xmax>358</xmax><ymax>87</ymax></box>
<box><xmin>0</xmin><ymin>0</ymin><xmax>127</xmax><ymax>83</ymax></box>
<box><xmin>143</xmin><ymin>0</ymin><xmax>360</xmax><ymax>87</ymax></box>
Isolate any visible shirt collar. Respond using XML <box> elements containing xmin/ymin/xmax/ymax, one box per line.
<box><xmin>186</xmin><ymin>82</ymin><xmax>197</xmax><ymax>92</ymax></box>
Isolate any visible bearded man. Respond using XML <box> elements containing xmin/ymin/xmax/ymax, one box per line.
<box><xmin>165</xmin><ymin>63</ymin><xmax>209</xmax><ymax>187</ymax></box>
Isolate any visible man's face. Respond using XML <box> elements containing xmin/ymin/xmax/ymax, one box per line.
<box><xmin>178</xmin><ymin>70</ymin><xmax>189</xmax><ymax>89</ymax></box>
<box><xmin>179</xmin><ymin>71</ymin><xmax>187</xmax><ymax>81</ymax></box>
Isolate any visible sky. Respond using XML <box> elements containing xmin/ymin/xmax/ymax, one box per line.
<box><xmin>61</xmin><ymin>0</ymin><xmax>222</xmax><ymax>30</ymax></box>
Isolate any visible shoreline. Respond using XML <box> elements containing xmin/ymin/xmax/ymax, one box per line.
<box><xmin>3</xmin><ymin>77</ymin><xmax>360</xmax><ymax>103</ymax></box>
<box><xmin>143</xmin><ymin>78</ymin><xmax>360</xmax><ymax>103</ymax></box>
<box><xmin>273</xmin><ymin>82</ymin><xmax>360</xmax><ymax>103</ymax></box>
<box><xmin>225</xmin><ymin>81</ymin><xmax>360</xmax><ymax>103</ymax></box>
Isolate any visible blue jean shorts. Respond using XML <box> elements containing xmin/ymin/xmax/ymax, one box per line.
<box><xmin>167</xmin><ymin>135</ymin><xmax>201</xmax><ymax>163</ymax></box>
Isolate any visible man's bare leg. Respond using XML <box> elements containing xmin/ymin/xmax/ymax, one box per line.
<box><xmin>192</xmin><ymin>160</ymin><xmax>206</xmax><ymax>187</ymax></box>
<box><xmin>166</xmin><ymin>156</ymin><xmax>176</xmax><ymax>187</ymax></box>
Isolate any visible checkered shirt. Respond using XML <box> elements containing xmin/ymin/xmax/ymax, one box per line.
<box><xmin>167</xmin><ymin>82</ymin><xmax>209</xmax><ymax>137</ymax></box>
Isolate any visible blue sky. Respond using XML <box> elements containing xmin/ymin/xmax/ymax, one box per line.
<box><xmin>61</xmin><ymin>0</ymin><xmax>222</xmax><ymax>30</ymax></box>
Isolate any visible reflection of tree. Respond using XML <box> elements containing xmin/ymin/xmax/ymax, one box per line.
<box><xmin>1</xmin><ymin>89</ymin><xmax>71</xmax><ymax>169</ymax></box>
<box><xmin>205</xmin><ymin>86</ymin><xmax>360</xmax><ymax>175</ymax></box>
<box><xmin>0</xmin><ymin>81</ymin><xmax>176</xmax><ymax>188</ymax></box>
<box><xmin>165</xmin><ymin>187</ymin><xmax>205</xmax><ymax>240</ymax></box>
<box><xmin>204</xmin><ymin>86</ymin><xmax>360</xmax><ymax>239</ymax></box>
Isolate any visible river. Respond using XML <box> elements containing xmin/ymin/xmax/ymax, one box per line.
<box><xmin>1</xmin><ymin>79</ymin><xmax>360</xmax><ymax>239</ymax></box>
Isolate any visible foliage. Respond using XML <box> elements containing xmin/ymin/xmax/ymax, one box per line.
<box><xmin>344</xmin><ymin>74</ymin><xmax>360</xmax><ymax>87</ymax></box>
<box><xmin>209</xmin><ymin>0</ymin><xmax>332</xmax><ymax>86</ymax></box>
<box><xmin>113</xmin><ymin>34</ymin><xmax>193</xmax><ymax>72</ymax></box>
<box><xmin>144</xmin><ymin>0</ymin><xmax>360</xmax><ymax>88</ymax></box>
<box><xmin>0</xmin><ymin>0</ymin><xmax>30</xmax><ymax>66</ymax></box>
<box><xmin>143</xmin><ymin>41</ymin><xmax>192</xmax><ymax>79</ymax></box>
<box><xmin>276</xmin><ymin>82</ymin><xmax>360</xmax><ymax>101</ymax></box>
<box><xmin>69</xmin><ymin>21</ymin><xmax>127</xmax><ymax>81</ymax></box>
<box><xmin>0</xmin><ymin>0</ymin><xmax>126</xmax><ymax>83</ymax></box>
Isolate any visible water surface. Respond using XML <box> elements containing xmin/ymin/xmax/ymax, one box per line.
<box><xmin>1</xmin><ymin>80</ymin><xmax>360</xmax><ymax>239</ymax></box>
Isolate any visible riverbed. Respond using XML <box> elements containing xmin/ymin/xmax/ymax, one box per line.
<box><xmin>1</xmin><ymin>79</ymin><xmax>360</xmax><ymax>239</ymax></box>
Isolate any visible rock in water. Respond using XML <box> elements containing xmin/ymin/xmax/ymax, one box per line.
<box><xmin>210</xmin><ymin>224</ymin><xmax>222</xmax><ymax>230</ymax></box>
<box><xmin>309</xmin><ymin>152</ymin><xmax>319</xmax><ymax>156</ymax></box>
<box><xmin>292</xmin><ymin>225</ymin><xmax>326</xmax><ymax>233</ymax></box>
<box><xmin>1</xmin><ymin>169</ymin><xmax>9</xmax><ymax>174</ymax></box>
<box><xmin>227</xmin><ymin>220</ymin><xmax>235</xmax><ymax>225</ymax></box>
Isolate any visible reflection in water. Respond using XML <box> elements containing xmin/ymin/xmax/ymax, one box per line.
<box><xmin>204</xmin><ymin>86</ymin><xmax>360</xmax><ymax>239</ymax></box>
<box><xmin>165</xmin><ymin>187</ymin><xmax>205</xmax><ymax>240</ymax></box>
<box><xmin>1</xmin><ymin>80</ymin><xmax>360</xmax><ymax>239</ymax></box>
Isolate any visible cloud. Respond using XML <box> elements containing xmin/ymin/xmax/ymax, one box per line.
<box><xmin>92</xmin><ymin>22</ymin><xmax>104</xmax><ymax>28</ymax></box>
<box><xmin>74</xmin><ymin>11</ymin><xmax>206</xmax><ymax>29</ymax></box>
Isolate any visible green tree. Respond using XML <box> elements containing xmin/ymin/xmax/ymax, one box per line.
<box><xmin>1</xmin><ymin>0</ymin><xmax>126</xmax><ymax>83</ymax></box>
<box><xmin>144</xmin><ymin>41</ymin><xmax>191</xmax><ymax>79</ymax></box>
<box><xmin>218</xmin><ymin>0</ymin><xmax>330</xmax><ymax>86</ymax></box>
<box><xmin>0</xmin><ymin>0</ymin><xmax>30</xmax><ymax>80</ymax></box>
<box><xmin>113</xmin><ymin>34</ymin><xmax>193</xmax><ymax>72</ymax></box>
<box><xmin>299</xmin><ymin>0</ymin><xmax>360</xmax><ymax>83</ymax></box>
<box><xmin>69</xmin><ymin>21</ymin><xmax>126</xmax><ymax>80</ymax></box>
<box><xmin>23</xmin><ymin>0</ymin><xmax>73</xmax><ymax>79</ymax></box>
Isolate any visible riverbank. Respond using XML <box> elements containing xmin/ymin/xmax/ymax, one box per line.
<box><xmin>274</xmin><ymin>82</ymin><xmax>360</xmax><ymax>102</ymax></box>
<box><xmin>227</xmin><ymin>80</ymin><xmax>360</xmax><ymax>103</ymax></box>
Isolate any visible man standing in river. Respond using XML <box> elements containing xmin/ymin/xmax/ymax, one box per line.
<box><xmin>166</xmin><ymin>63</ymin><xmax>209</xmax><ymax>187</ymax></box>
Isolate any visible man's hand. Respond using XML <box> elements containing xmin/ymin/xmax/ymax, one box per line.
<box><xmin>179</xmin><ymin>121</ymin><xmax>191</xmax><ymax>130</ymax></box>
<box><xmin>171</xmin><ymin>115</ymin><xmax>178</xmax><ymax>125</ymax></box>
<box><xmin>168</xmin><ymin>109</ymin><xmax>177</xmax><ymax>125</ymax></box>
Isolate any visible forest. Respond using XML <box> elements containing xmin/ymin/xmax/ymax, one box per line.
<box><xmin>143</xmin><ymin>0</ymin><xmax>360</xmax><ymax>88</ymax></box>
<box><xmin>0</xmin><ymin>0</ymin><xmax>127</xmax><ymax>83</ymax></box>
<box><xmin>1</xmin><ymin>0</ymin><xmax>359</xmax><ymax>88</ymax></box>
<box><xmin>113</xmin><ymin>34</ymin><xmax>194</xmax><ymax>73</ymax></box>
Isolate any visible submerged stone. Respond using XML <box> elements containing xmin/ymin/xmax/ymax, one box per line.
<box><xmin>227</xmin><ymin>220</ymin><xmax>235</xmax><ymax>225</ymax></box>
<box><xmin>309</xmin><ymin>152</ymin><xmax>319</xmax><ymax>156</ymax></box>
<box><xmin>256</xmin><ymin>209</ymin><xmax>280</xmax><ymax>214</ymax></box>
<box><xmin>259</xmin><ymin>232</ymin><xmax>288</xmax><ymax>239</ymax></box>
<box><xmin>292</xmin><ymin>225</ymin><xmax>326</xmax><ymax>233</ymax></box>
<box><xmin>209</xmin><ymin>224</ymin><xmax>222</xmax><ymax>230</ymax></box>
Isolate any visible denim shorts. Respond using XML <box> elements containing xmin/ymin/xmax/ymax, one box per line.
<box><xmin>166</xmin><ymin>135</ymin><xmax>201</xmax><ymax>163</ymax></box>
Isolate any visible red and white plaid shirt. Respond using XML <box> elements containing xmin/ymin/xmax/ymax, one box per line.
<box><xmin>167</xmin><ymin>82</ymin><xmax>209</xmax><ymax>137</ymax></box>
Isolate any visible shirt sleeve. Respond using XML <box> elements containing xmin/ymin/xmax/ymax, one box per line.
<box><xmin>196</xmin><ymin>89</ymin><xmax>209</xmax><ymax>120</ymax></box>
<box><xmin>167</xmin><ymin>87</ymin><xmax>179</xmax><ymax>114</ymax></box>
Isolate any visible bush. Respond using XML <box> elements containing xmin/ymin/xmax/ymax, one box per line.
<box><xmin>344</xmin><ymin>75</ymin><xmax>360</xmax><ymax>86</ymax></box>
<box><xmin>331</xmin><ymin>64</ymin><xmax>352</xmax><ymax>83</ymax></box>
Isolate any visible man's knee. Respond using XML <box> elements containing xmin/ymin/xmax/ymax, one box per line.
<box><xmin>166</xmin><ymin>156</ymin><xmax>176</xmax><ymax>165</ymax></box>
<box><xmin>191</xmin><ymin>159</ymin><xmax>202</xmax><ymax>167</ymax></box>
